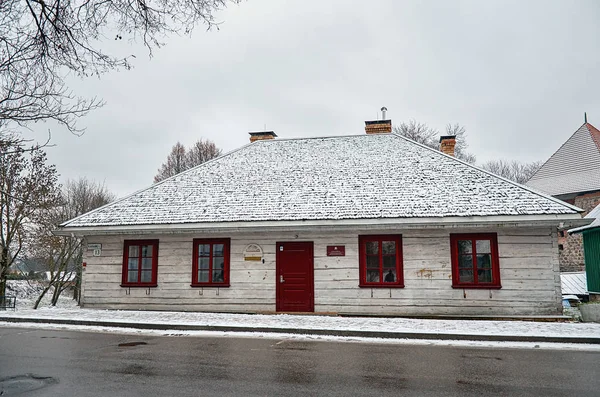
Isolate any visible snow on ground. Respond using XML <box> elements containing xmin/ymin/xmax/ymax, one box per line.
<box><xmin>2</xmin><ymin>281</ymin><xmax>600</xmax><ymax>345</ymax></box>
<box><xmin>3</xmin><ymin>322</ymin><xmax>600</xmax><ymax>352</ymax></box>
<box><xmin>3</xmin><ymin>306</ymin><xmax>600</xmax><ymax>338</ymax></box>
<box><xmin>5</xmin><ymin>280</ymin><xmax>78</xmax><ymax>310</ymax></box>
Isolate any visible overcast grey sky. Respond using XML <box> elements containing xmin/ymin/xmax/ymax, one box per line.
<box><xmin>30</xmin><ymin>0</ymin><xmax>600</xmax><ymax>198</ymax></box>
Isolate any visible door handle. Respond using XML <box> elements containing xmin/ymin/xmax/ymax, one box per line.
<box><xmin>279</xmin><ymin>275</ymin><xmax>285</xmax><ymax>283</ymax></box>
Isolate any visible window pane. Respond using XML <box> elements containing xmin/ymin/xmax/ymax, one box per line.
<box><xmin>382</xmin><ymin>241</ymin><xmax>396</xmax><ymax>255</ymax></box>
<box><xmin>366</xmin><ymin>270</ymin><xmax>380</xmax><ymax>282</ymax></box>
<box><xmin>128</xmin><ymin>245</ymin><xmax>139</xmax><ymax>257</ymax></box>
<box><xmin>198</xmin><ymin>257</ymin><xmax>210</xmax><ymax>270</ymax></box>
<box><xmin>198</xmin><ymin>270</ymin><xmax>209</xmax><ymax>282</ymax></box>
<box><xmin>458</xmin><ymin>255</ymin><xmax>473</xmax><ymax>269</ymax></box>
<box><xmin>476</xmin><ymin>254</ymin><xmax>491</xmax><ymax>269</ymax></box>
<box><xmin>212</xmin><ymin>270</ymin><xmax>224</xmax><ymax>283</ymax></box>
<box><xmin>459</xmin><ymin>269</ymin><xmax>473</xmax><ymax>283</ymax></box>
<box><xmin>213</xmin><ymin>244</ymin><xmax>225</xmax><ymax>256</ymax></box>
<box><xmin>383</xmin><ymin>255</ymin><xmax>396</xmax><ymax>269</ymax></box>
<box><xmin>383</xmin><ymin>269</ymin><xmax>396</xmax><ymax>283</ymax></box>
<box><xmin>127</xmin><ymin>270</ymin><xmax>138</xmax><ymax>283</ymax></box>
<box><xmin>128</xmin><ymin>258</ymin><xmax>139</xmax><ymax>270</ymax></box>
<box><xmin>140</xmin><ymin>270</ymin><xmax>152</xmax><ymax>283</ymax></box>
<box><xmin>198</xmin><ymin>244</ymin><xmax>211</xmax><ymax>256</ymax></box>
<box><xmin>141</xmin><ymin>258</ymin><xmax>153</xmax><ymax>270</ymax></box>
<box><xmin>366</xmin><ymin>255</ymin><xmax>379</xmax><ymax>269</ymax></box>
<box><xmin>213</xmin><ymin>256</ymin><xmax>224</xmax><ymax>270</ymax></box>
<box><xmin>478</xmin><ymin>269</ymin><xmax>493</xmax><ymax>283</ymax></box>
<box><xmin>476</xmin><ymin>240</ymin><xmax>491</xmax><ymax>254</ymax></box>
<box><xmin>366</xmin><ymin>241</ymin><xmax>378</xmax><ymax>255</ymax></box>
<box><xmin>141</xmin><ymin>245</ymin><xmax>153</xmax><ymax>257</ymax></box>
<box><xmin>457</xmin><ymin>240</ymin><xmax>472</xmax><ymax>254</ymax></box>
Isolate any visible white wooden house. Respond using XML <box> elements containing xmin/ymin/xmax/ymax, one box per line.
<box><xmin>56</xmin><ymin>119</ymin><xmax>590</xmax><ymax>316</ymax></box>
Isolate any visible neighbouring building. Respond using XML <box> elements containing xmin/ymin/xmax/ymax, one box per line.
<box><xmin>527</xmin><ymin>120</ymin><xmax>600</xmax><ymax>272</ymax></box>
<box><xmin>56</xmin><ymin>117</ymin><xmax>589</xmax><ymax>316</ymax></box>
<box><xmin>570</xmin><ymin>203</ymin><xmax>600</xmax><ymax>301</ymax></box>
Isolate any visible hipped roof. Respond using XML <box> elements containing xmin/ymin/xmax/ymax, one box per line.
<box><xmin>60</xmin><ymin>133</ymin><xmax>580</xmax><ymax>229</ymax></box>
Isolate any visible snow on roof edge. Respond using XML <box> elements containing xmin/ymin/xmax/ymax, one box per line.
<box><xmin>569</xmin><ymin>203</ymin><xmax>600</xmax><ymax>234</ymax></box>
<box><xmin>390</xmin><ymin>133</ymin><xmax>583</xmax><ymax>214</ymax></box>
<box><xmin>59</xmin><ymin>140</ymin><xmax>258</xmax><ymax>228</ymax></box>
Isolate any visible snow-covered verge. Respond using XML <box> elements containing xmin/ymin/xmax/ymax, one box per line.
<box><xmin>4</xmin><ymin>321</ymin><xmax>600</xmax><ymax>352</ymax></box>
<box><xmin>4</xmin><ymin>280</ymin><xmax>78</xmax><ymax>310</ymax></box>
<box><xmin>2</xmin><ymin>280</ymin><xmax>599</xmax><ymax>348</ymax></box>
<box><xmin>2</xmin><ymin>305</ymin><xmax>600</xmax><ymax>339</ymax></box>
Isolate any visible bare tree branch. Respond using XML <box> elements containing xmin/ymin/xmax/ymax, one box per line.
<box><xmin>154</xmin><ymin>138</ymin><xmax>221</xmax><ymax>182</ymax></box>
<box><xmin>480</xmin><ymin>159</ymin><xmax>543</xmax><ymax>184</ymax></box>
<box><xmin>1</xmin><ymin>0</ymin><xmax>240</xmax><ymax>138</ymax></box>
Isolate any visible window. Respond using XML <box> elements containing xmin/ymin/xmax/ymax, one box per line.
<box><xmin>192</xmin><ymin>239</ymin><xmax>230</xmax><ymax>287</ymax></box>
<box><xmin>450</xmin><ymin>233</ymin><xmax>501</xmax><ymax>289</ymax></box>
<box><xmin>121</xmin><ymin>240</ymin><xmax>159</xmax><ymax>287</ymax></box>
<box><xmin>359</xmin><ymin>235</ymin><xmax>403</xmax><ymax>287</ymax></box>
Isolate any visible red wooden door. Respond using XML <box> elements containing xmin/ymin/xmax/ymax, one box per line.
<box><xmin>276</xmin><ymin>242</ymin><xmax>314</xmax><ymax>312</ymax></box>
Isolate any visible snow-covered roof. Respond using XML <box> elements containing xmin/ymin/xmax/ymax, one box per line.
<box><xmin>526</xmin><ymin>123</ymin><xmax>600</xmax><ymax>197</ymax></box>
<box><xmin>560</xmin><ymin>272</ymin><xmax>588</xmax><ymax>296</ymax></box>
<box><xmin>569</xmin><ymin>203</ymin><xmax>600</xmax><ymax>234</ymax></box>
<box><xmin>61</xmin><ymin>133</ymin><xmax>580</xmax><ymax>228</ymax></box>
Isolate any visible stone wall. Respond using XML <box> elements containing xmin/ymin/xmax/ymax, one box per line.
<box><xmin>559</xmin><ymin>191</ymin><xmax>600</xmax><ymax>272</ymax></box>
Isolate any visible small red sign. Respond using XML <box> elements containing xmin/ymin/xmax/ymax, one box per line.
<box><xmin>327</xmin><ymin>246</ymin><xmax>345</xmax><ymax>256</ymax></box>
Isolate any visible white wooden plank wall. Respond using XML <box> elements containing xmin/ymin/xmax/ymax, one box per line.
<box><xmin>82</xmin><ymin>227</ymin><xmax>561</xmax><ymax>315</ymax></box>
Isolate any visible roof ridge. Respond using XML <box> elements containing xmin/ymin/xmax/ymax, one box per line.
<box><xmin>585</xmin><ymin>122</ymin><xmax>600</xmax><ymax>153</ymax></box>
<box><xmin>252</xmin><ymin>133</ymin><xmax>385</xmax><ymax>143</ymax></box>
<box><xmin>527</xmin><ymin>122</ymin><xmax>590</xmax><ymax>183</ymax></box>
<box><xmin>391</xmin><ymin>133</ymin><xmax>583</xmax><ymax>213</ymax></box>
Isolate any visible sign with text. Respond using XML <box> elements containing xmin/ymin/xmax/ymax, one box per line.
<box><xmin>326</xmin><ymin>246</ymin><xmax>345</xmax><ymax>256</ymax></box>
<box><xmin>87</xmin><ymin>243</ymin><xmax>102</xmax><ymax>257</ymax></box>
<box><xmin>243</xmin><ymin>243</ymin><xmax>264</xmax><ymax>261</ymax></box>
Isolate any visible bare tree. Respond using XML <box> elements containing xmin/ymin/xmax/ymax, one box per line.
<box><xmin>154</xmin><ymin>139</ymin><xmax>221</xmax><ymax>182</ymax></box>
<box><xmin>393</xmin><ymin>120</ymin><xmax>438</xmax><ymax>149</ymax></box>
<box><xmin>154</xmin><ymin>142</ymin><xmax>187</xmax><ymax>183</ymax></box>
<box><xmin>0</xmin><ymin>0</ymin><xmax>239</xmax><ymax>138</ymax></box>
<box><xmin>186</xmin><ymin>138</ymin><xmax>222</xmax><ymax>168</ymax></box>
<box><xmin>393</xmin><ymin>120</ymin><xmax>476</xmax><ymax>163</ymax></box>
<box><xmin>28</xmin><ymin>178</ymin><xmax>115</xmax><ymax>308</ymax></box>
<box><xmin>480</xmin><ymin>159</ymin><xmax>543</xmax><ymax>184</ymax></box>
<box><xmin>0</xmin><ymin>139</ymin><xmax>61</xmax><ymax>297</ymax></box>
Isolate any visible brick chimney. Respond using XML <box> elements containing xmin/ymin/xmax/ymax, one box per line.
<box><xmin>249</xmin><ymin>131</ymin><xmax>277</xmax><ymax>143</ymax></box>
<box><xmin>365</xmin><ymin>106</ymin><xmax>392</xmax><ymax>134</ymax></box>
<box><xmin>439</xmin><ymin>135</ymin><xmax>456</xmax><ymax>156</ymax></box>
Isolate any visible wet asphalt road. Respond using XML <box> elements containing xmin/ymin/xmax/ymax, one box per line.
<box><xmin>0</xmin><ymin>327</ymin><xmax>598</xmax><ymax>396</ymax></box>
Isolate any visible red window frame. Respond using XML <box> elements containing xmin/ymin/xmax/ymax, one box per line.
<box><xmin>191</xmin><ymin>238</ymin><xmax>230</xmax><ymax>287</ymax></box>
<box><xmin>358</xmin><ymin>235</ymin><xmax>404</xmax><ymax>288</ymax></box>
<box><xmin>450</xmin><ymin>233</ymin><xmax>501</xmax><ymax>289</ymax></box>
<box><xmin>121</xmin><ymin>240</ymin><xmax>159</xmax><ymax>287</ymax></box>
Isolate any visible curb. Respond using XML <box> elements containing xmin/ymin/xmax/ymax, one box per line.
<box><xmin>1</xmin><ymin>317</ymin><xmax>599</xmax><ymax>344</ymax></box>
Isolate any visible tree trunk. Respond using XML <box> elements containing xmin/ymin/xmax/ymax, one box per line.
<box><xmin>0</xmin><ymin>278</ymin><xmax>6</xmax><ymax>299</ymax></box>
<box><xmin>33</xmin><ymin>284</ymin><xmax>52</xmax><ymax>309</ymax></box>
<box><xmin>73</xmin><ymin>268</ymin><xmax>82</xmax><ymax>305</ymax></box>
<box><xmin>51</xmin><ymin>284</ymin><xmax>60</xmax><ymax>306</ymax></box>
<box><xmin>0</xmin><ymin>247</ymin><xmax>8</xmax><ymax>297</ymax></box>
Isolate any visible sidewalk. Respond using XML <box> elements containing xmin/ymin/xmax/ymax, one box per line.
<box><xmin>1</xmin><ymin>307</ymin><xmax>600</xmax><ymax>345</ymax></box>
